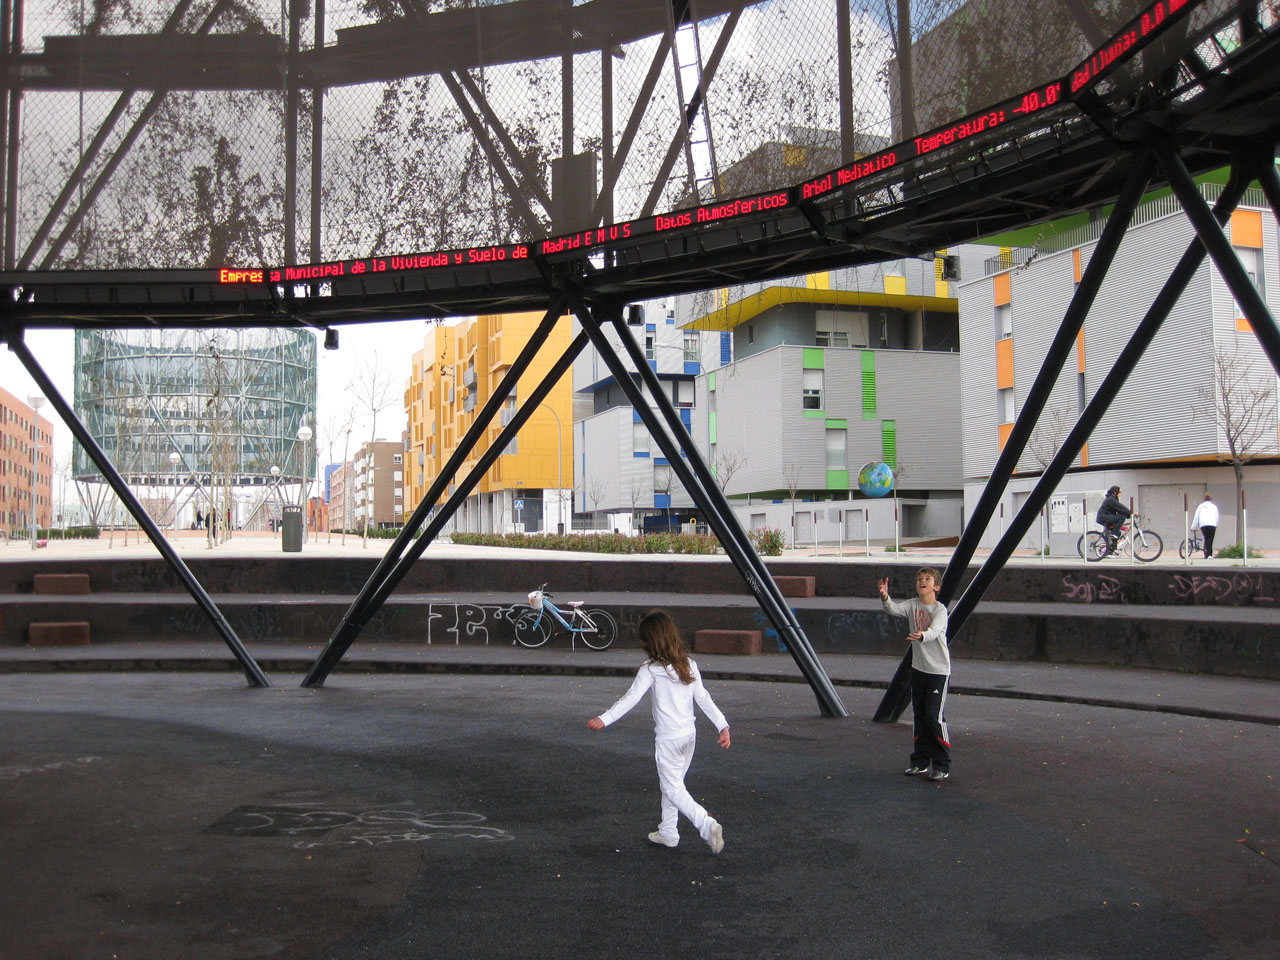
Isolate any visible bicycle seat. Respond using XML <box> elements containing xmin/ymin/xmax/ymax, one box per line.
<box><xmin>565</xmin><ymin>600</ymin><xmax>584</xmax><ymax>608</ymax></box>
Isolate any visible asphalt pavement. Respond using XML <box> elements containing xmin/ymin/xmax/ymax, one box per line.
<box><xmin>1</xmin><ymin>640</ymin><xmax>1276</xmax><ymax>960</ymax></box>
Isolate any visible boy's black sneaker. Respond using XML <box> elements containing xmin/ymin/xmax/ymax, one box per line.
<box><xmin>927</xmin><ymin>768</ymin><xmax>950</xmax><ymax>782</ymax></box>
<box><xmin>904</xmin><ymin>765</ymin><xmax>929</xmax><ymax>776</ymax></box>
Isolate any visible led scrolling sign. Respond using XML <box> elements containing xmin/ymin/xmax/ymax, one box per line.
<box><xmin>219</xmin><ymin>0</ymin><xmax>1197</xmax><ymax>287</ymax></box>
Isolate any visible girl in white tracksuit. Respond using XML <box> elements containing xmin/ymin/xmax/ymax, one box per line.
<box><xmin>588</xmin><ymin>610</ymin><xmax>731</xmax><ymax>853</ymax></box>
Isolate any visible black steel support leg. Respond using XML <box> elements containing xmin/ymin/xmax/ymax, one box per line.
<box><xmin>9</xmin><ymin>336</ymin><xmax>270</xmax><ymax>687</ymax></box>
<box><xmin>303</xmin><ymin>300</ymin><xmax>567</xmax><ymax>686</ymax></box>
<box><xmin>302</xmin><ymin>327</ymin><xmax>587</xmax><ymax>686</ymax></box>
<box><xmin>597</xmin><ymin>309</ymin><xmax>846</xmax><ymax>715</ymax></box>
<box><xmin>874</xmin><ymin>149</ymin><xmax>1154</xmax><ymax>723</ymax></box>
<box><xmin>571</xmin><ymin>296</ymin><xmax>847</xmax><ymax>717</ymax></box>
<box><xmin>1157</xmin><ymin>141</ymin><xmax>1280</xmax><ymax>375</ymax></box>
<box><xmin>938</xmin><ymin>149</ymin><xmax>1155</xmax><ymax>605</ymax></box>
<box><xmin>943</xmin><ymin>159</ymin><xmax>1251</xmax><ymax>640</ymax></box>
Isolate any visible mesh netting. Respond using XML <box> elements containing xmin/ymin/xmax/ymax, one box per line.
<box><xmin>7</xmin><ymin>0</ymin><xmax>1174</xmax><ymax>270</ymax></box>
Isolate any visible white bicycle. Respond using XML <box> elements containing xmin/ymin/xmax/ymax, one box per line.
<box><xmin>514</xmin><ymin>584</ymin><xmax>618</xmax><ymax>650</ymax></box>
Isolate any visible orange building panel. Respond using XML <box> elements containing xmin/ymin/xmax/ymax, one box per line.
<box><xmin>994</xmin><ymin>271</ymin><xmax>1011</xmax><ymax>306</ymax></box>
<box><xmin>996</xmin><ymin>337</ymin><xmax>1015</xmax><ymax>389</ymax></box>
<box><xmin>1231</xmin><ymin>210</ymin><xmax>1263</xmax><ymax>248</ymax></box>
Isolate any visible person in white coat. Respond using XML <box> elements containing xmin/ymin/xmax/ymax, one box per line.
<box><xmin>1191</xmin><ymin>492</ymin><xmax>1220</xmax><ymax>559</ymax></box>
<box><xmin>588</xmin><ymin>610</ymin><xmax>730</xmax><ymax>853</ymax></box>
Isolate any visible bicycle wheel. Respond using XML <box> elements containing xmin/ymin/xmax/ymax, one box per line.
<box><xmin>579</xmin><ymin>609</ymin><xmax>618</xmax><ymax>650</ymax></box>
<box><xmin>513</xmin><ymin>610</ymin><xmax>551</xmax><ymax>648</ymax></box>
<box><xmin>1132</xmin><ymin>529</ymin><xmax>1163</xmax><ymax>562</ymax></box>
<box><xmin>1082</xmin><ymin>531</ymin><xmax>1108</xmax><ymax>562</ymax></box>
<box><xmin>1178</xmin><ymin>538</ymin><xmax>1192</xmax><ymax>560</ymax></box>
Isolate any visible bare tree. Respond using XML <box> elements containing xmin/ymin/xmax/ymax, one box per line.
<box><xmin>587</xmin><ymin>476</ymin><xmax>609</xmax><ymax>520</ymax></box>
<box><xmin>349</xmin><ymin>353</ymin><xmax>399</xmax><ymax>547</ymax></box>
<box><xmin>653</xmin><ymin>463</ymin><xmax>673</xmax><ymax>531</ymax></box>
<box><xmin>339</xmin><ymin>423</ymin><xmax>355</xmax><ymax>545</ymax></box>
<box><xmin>628</xmin><ymin>479</ymin><xmax>646</xmax><ymax>536</ymax></box>
<box><xmin>713</xmin><ymin>441</ymin><xmax>748</xmax><ymax>495</ymax></box>
<box><xmin>1194</xmin><ymin>344</ymin><xmax>1279</xmax><ymax>545</ymax></box>
<box><xmin>782</xmin><ymin>462</ymin><xmax>804</xmax><ymax>550</ymax></box>
<box><xmin>1027</xmin><ymin>404</ymin><xmax>1076</xmax><ymax>470</ymax></box>
<box><xmin>320</xmin><ymin>411</ymin><xmax>347</xmax><ymax>544</ymax></box>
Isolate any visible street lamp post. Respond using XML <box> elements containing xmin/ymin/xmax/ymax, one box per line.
<box><xmin>27</xmin><ymin>395</ymin><xmax>45</xmax><ymax>550</ymax></box>
<box><xmin>270</xmin><ymin>464</ymin><xmax>282</xmax><ymax>534</ymax></box>
<box><xmin>297</xmin><ymin>423</ymin><xmax>313</xmax><ymax>543</ymax></box>
<box><xmin>539</xmin><ymin>402</ymin><xmax>563</xmax><ymax>535</ymax></box>
<box><xmin>169</xmin><ymin>451</ymin><xmax>181</xmax><ymax>533</ymax></box>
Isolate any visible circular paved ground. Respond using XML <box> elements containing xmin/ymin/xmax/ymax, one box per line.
<box><xmin>0</xmin><ymin>672</ymin><xmax>1275</xmax><ymax>959</ymax></box>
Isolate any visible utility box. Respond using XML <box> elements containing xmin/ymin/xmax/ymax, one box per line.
<box><xmin>282</xmin><ymin>505</ymin><xmax>303</xmax><ymax>552</ymax></box>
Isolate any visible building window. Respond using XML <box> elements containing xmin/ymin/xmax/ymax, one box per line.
<box><xmin>683</xmin><ymin>333</ymin><xmax>699</xmax><ymax>361</ymax></box>
<box><xmin>645</xmin><ymin>334</ymin><xmax>656</xmax><ymax>361</ymax></box>
<box><xmin>826</xmin><ymin>428</ymin><xmax>847</xmax><ymax>470</ymax></box>
<box><xmin>998</xmin><ymin>387</ymin><xmax>1016</xmax><ymax>424</ymax></box>
<box><xmin>392</xmin><ymin>453</ymin><xmax>403</xmax><ymax>465</ymax></box>
<box><xmin>676</xmin><ymin>380</ymin><xmax>694</xmax><ymax>407</ymax></box>
<box><xmin>1232</xmin><ymin>245</ymin><xmax>1265</xmax><ymax>321</ymax></box>
<box><xmin>815</xmin><ymin>310</ymin><xmax>867</xmax><ymax>347</ymax></box>
<box><xmin>633</xmin><ymin>422</ymin><xmax>649</xmax><ymax>456</ymax></box>
<box><xmin>995</xmin><ymin>304</ymin><xmax>1012</xmax><ymax>339</ymax></box>
<box><xmin>653</xmin><ymin>462</ymin><xmax>672</xmax><ymax>496</ymax></box>
<box><xmin>747</xmin><ymin>324</ymin><xmax>755</xmax><ymax>344</ymax></box>
<box><xmin>802</xmin><ymin>369</ymin><xmax>823</xmax><ymax>410</ymax></box>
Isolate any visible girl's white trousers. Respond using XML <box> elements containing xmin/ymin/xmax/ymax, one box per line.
<box><xmin>654</xmin><ymin>734</ymin><xmax>713</xmax><ymax>842</ymax></box>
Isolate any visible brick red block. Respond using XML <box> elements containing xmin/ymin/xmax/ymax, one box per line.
<box><xmin>694</xmin><ymin>629</ymin><xmax>762</xmax><ymax>656</ymax></box>
<box><xmin>773</xmin><ymin>576</ymin><xmax>816</xmax><ymax>598</ymax></box>
<box><xmin>33</xmin><ymin>573</ymin><xmax>91</xmax><ymax>595</ymax></box>
<box><xmin>28</xmin><ymin>622</ymin><xmax>91</xmax><ymax>646</ymax></box>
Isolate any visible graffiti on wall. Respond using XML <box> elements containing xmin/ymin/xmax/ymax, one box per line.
<box><xmin>425</xmin><ymin>602</ymin><xmax>524</xmax><ymax>644</ymax></box>
<box><xmin>1061</xmin><ymin>573</ymin><xmax>1126</xmax><ymax>603</ymax></box>
<box><xmin>1167</xmin><ymin>572</ymin><xmax>1275</xmax><ymax>605</ymax></box>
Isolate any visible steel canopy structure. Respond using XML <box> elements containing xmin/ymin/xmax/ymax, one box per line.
<box><xmin>2</xmin><ymin>0</ymin><xmax>1280</xmax><ymax>707</ymax></box>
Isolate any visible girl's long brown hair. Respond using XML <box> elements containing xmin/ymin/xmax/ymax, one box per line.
<box><xmin>637</xmin><ymin>610</ymin><xmax>694</xmax><ymax>684</ymax></box>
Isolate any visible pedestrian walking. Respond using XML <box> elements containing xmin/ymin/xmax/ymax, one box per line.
<box><xmin>1191</xmin><ymin>492</ymin><xmax>1219</xmax><ymax>559</ymax></box>
<box><xmin>587</xmin><ymin>610</ymin><xmax>730</xmax><ymax>853</ymax></box>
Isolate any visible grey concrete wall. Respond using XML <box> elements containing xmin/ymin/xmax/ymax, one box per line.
<box><xmin>3</xmin><ymin>556</ymin><xmax>1277</xmax><ymax>678</ymax></box>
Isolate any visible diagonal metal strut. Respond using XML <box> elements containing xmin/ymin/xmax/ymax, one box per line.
<box><xmin>8</xmin><ymin>334</ymin><xmax>270</xmax><ymax>687</ymax></box>
<box><xmin>302</xmin><ymin>301</ymin><xmax>579</xmax><ymax>685</ymax></box>
<box><xmin>568</xmin><ymin>293</ymin><xmax>847</xmax><ymax>717</ymax></box>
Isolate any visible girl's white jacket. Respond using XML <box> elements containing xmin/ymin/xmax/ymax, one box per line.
<box><xmin>599</xmin><ymin>659</ymin><xmax>728</xmax><ymax>741</ymax></box>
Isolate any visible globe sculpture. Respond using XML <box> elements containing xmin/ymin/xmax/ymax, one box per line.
<box><xmin>857</xmin><ymin>461</ymin><xmax>895</xmax><ymax>498</ymax></box>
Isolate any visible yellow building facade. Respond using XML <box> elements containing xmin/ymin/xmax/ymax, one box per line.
<box><xmin>404</xmin><ymin>312</ymin><xmax>574</xmax><ymax>533</ymax></box>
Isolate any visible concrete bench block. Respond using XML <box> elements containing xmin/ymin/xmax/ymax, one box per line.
<box><xmin>28</xmin><ymin>622</ymin><xmax>92</xmax><ymax>646</ymax></box>
<box><xmin>33</xmin><ymin>573</ymin><xmax>91</xmax><ymax>595</ymax></box>
<box><xmin>694</xmin><ymin>629</ymin><xmax>762</xmax><ymax>656</ymax></box>
<box><xmin>773</xmin><ymin>576</ymin><xmax>816</xmax><ymax>598</ymax></box>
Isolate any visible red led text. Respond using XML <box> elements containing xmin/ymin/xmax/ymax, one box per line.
<box><xmin>915</xmin><ymin>110</ymin><xmax>1006</xmax><ymax>156</ymax></box>
<box><xmin>695</xmin><ymin>192</ymin><xmax>789</xmax><ymax>222</ymax></box>
<box><xmin>1012</xmin><ymin>82</ymin><xmax>1061</xmax><ymax>116</ymax></box>
<box><xmin>219</xmin><ymin>268</ymin><xmax>263</xmax><ymax>284</ymax></box>
<box><xmin>541</xmin><ymin>225</ymin><xmax>632</xmax><ymax>254</ymax></box>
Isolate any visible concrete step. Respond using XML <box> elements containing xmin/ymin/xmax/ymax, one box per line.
<box><xmin>1</xmin><ymin>590</ymin><xmax>1276</xmax><ymax>679</ymax></box>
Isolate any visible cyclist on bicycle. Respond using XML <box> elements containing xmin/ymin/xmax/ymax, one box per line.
<box><xmin>1095</xmin><ymin>485</ymin><xmax>1132</xmax><ymax>555</ymax></box>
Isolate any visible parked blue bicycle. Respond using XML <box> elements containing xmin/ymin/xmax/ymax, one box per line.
<box><xmin>514</xmin><ymin>584</ymin><xmax>618</xmax><ymax>650</ymax></box>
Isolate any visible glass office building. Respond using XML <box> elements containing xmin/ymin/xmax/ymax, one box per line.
<box><xmin>73</xmin><ymin>328</ymin><xmax>317</xmax><ymax>486</ymax></box>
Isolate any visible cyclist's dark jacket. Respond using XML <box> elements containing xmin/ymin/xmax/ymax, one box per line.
<box><xmin>1096</xmin><ymin>493</ymin><xmax>1132</xmax><ymax>526</ymax></box>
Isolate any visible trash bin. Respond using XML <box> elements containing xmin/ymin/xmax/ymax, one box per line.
<box><xmin>281</xmin><ymin>505</ymin><xmax>303</xmax><ymax>552</ymax></box>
